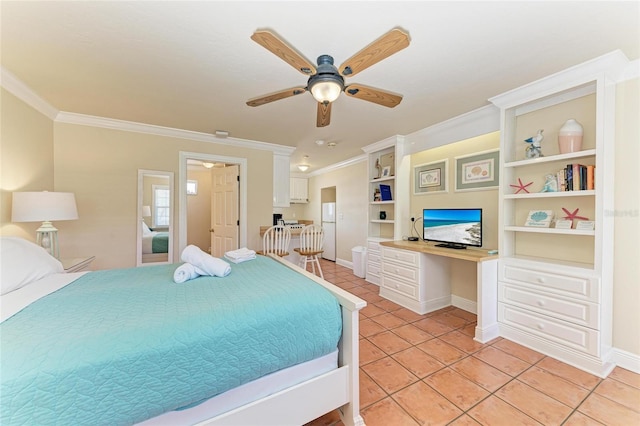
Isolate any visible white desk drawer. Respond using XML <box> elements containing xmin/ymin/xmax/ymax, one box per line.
<box><xmin>381</xmin><ymin>275</ymin><xmax>419</xmax><ymax>300</ymax></box>
<box><xmin>500</xmin><ymin>263</ymin><xmax>599</xmax><ymax>302</ymax></box>
<box><xmin>499</xmin><ymin>303</ymin><xmax>599</xmax><ymax>356</ymax></box>
<box><xmin>367</xmin><ymin>240</ymin><xmax>383</xmax><ymax>253</ymax></box>
<box><xmin>381</xmin><ymin>261</ymin><xmax>419</xmax><ymax>283</ymax></box>
<box><xmin>499</xmin><ymin>283</ymin><xmax>599</xmax><ymax>329</ymax></box>
<box><xmin>382</xmin><ymin>247</ymin><xmax>420</xmax><ymax>267</ymax></box>
<box><xmin>368</xmin><ymin>251</ymin><xmax>381</xmax><ymax>264</ymax></box>
<box><xmin>367</xmin><ymin>261</ymin><xmax>381</xmax><ymax>277</ymax></box>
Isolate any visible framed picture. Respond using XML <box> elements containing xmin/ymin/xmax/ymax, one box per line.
<box><xmin>413</xmin><ymin>159</ymin><xmax>448</xmax><ymax>195</ymax></box>
<box><xmin>381</xmin><ymin>166</ymin><xmax>391</xmax><ymax>178</ymax></box>
<box><xmin>455</xmin><ymin>149</ymin><xmax>500</xmax><ymax>192</ymax></box>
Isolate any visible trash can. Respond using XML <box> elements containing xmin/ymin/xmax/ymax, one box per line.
<box><xmin>351</xmin><ymin>246</ymin><xmax>367</xmax><ymax>278</ymax></box>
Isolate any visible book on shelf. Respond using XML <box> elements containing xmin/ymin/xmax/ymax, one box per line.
<box><xmin>379</xmin><ymin>184</ymin><xmax>392</xmax><ymax>201</ymax></box>
<box><xmin>560</xmin><ymin>164</ymin><xmax>595</xmax><ymax>191</ymax></box>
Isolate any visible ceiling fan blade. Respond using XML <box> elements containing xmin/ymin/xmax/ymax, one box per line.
<box><xmin>339</xmin><ymin>28</ymin><xmax>410</xmax><ymax>77</ymax></box>
<box><xmin>251</xmin><ymin>30</ymin><xmax>317</xmax><ymax>76</ymax></box>
<box><xmin>317</xmin><ymin>102</ymin><xmax>332</xmax><ymax>127</ymax></box>
<box><xmin>344</xmin><ymin>84</ymin><xmax>402</xmax><ymax>108</ymax></box>
<box><xmin>246</xmin><ymin>87</ymin><xmax>307</xmax><ymax>107</ymax></box>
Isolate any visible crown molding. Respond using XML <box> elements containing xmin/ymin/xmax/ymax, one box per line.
<box><xmin>404</xmin><ymin>104</ymin><xmax>500</xmax><ymax>154</ymax></box>
<box><xmin>55</xmin><ymin>111</ymin><xmax>295</xmax><ymax>155</ymax></box>
<box><xmin>308</xmin><ymin>154</ymin><xmax>367</xmax><ymax>177</ymax></box>
<box><xmin>0</xmin><ymin>67</ymin><xmax>59</xmax><ymax>119</ymax></box>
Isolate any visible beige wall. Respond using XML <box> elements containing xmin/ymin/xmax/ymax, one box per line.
<box><xmin>0</xmin><ymin>89</ymin><xmax>55</xmax><ymax>240</ymax></box>
<box><xmin>52</xmin><ymin>122</ymin><xmax>273</xmax><ymax>270</ymax></box>
<box><xmin>304</xmin><ymin>161</ymin><xmax>368</xmax><ymax>263</ymax></box>
<box><xmin>410</xmin><ymin>132</ymin><xmax>500</xmax><ymax>302</ymax></box>
<box><xmin>613</xmin><ymin>77</ymin><xmax>640</xmax><ymax>356</ymax></box>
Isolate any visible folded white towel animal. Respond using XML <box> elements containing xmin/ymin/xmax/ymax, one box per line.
<box><xmin>181</xmin><ymin>245</ymin><xmax>231</xmax><ymax>277</ymax></box>
<box><xmin>173</xmin><ymin>263</ymin><xmax>201</xmax><ymax>284</ymax></box>
<box><xmin>224</xmin><ymin>247</ymin><xmax>257</xmax><ymax>264</ymax></box>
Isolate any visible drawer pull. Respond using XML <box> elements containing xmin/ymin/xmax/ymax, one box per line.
<box><xmin>537</xmin><ymin>300</ymin><xmax>545</xmax><ymax>307</ymax></box>
<box><xmin>537</xmin><ymin>323</ymin><xmax>545</xmax><ymax>330</ymax></box>
<box><xmin>536</xmin><ymin>277</ymin><xmax>546</xmax><ymax>283</ymax></box>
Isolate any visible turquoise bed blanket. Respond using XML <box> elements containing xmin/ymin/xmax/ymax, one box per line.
<box><xmin>0</xmin><ymin>256</ymin><xmax>342</xmax><ymax>425</ymax></box>
<box><xmin>151</xmin><ymin>232</ymin><xmax>168</xmax><ymax>253</ymax></box>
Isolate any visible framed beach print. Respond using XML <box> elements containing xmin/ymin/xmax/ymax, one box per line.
<box><xmin>414</xmin><ymin>159</ymin><xmax>448</xmax><ymax>195</ymax></box>
<box><xmin>455</xmin><ymin>149</ymin><xmax>499</xmax><ymax>192</ymax></box>
<box><xmin>381</xmin><ymin>166</ymin><xmax>391</xmax><ymax>178</ymax></box>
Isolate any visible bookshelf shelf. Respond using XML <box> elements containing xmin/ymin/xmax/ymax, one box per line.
<box><xmin>503</xmin><ymin>190</ymin><xmax>595</xmax><ymax>199</ymax></box>
<box><xmin>504</xmin><ymin>226</ymin><xmax>595</xmax><ymax>236</ymax></box>
<box><xmin>504</xmin><ymin>149</ymin><xmax>596</xmax><ymax>167</ymax></box>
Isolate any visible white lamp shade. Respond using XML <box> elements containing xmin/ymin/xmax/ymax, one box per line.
<box><xmin>12</xmin><ymin>192</ymin><xmax>79</xmax><ymax>222</ymax></box>
<box><xmin>142</xmin><ymin>205</ymin><xmax>152</xmax><ymax>217</ymax></box>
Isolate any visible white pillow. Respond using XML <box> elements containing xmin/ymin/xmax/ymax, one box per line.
<box><xmin>142</xmin><ymin>222</ymin><xmax>152</xmax><ymax>235</ymax></box>
<box><xmin>0</xmin><ymin>237</ymin><xmax>64</xmax><ymax>295</ymax></box>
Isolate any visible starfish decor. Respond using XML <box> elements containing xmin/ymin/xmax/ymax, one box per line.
<box><xmin>562</xmin><ymin>207</ymin><xmax>589</xmax><ymax>221</ymax></box>
<box><xmin>510</xmin><ymin>178</ymin><xmax>533</xmax><ymax>194</ymax></box>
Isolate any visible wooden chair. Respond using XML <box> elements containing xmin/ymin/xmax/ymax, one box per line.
<box><xmin>294</xmin><ymin>224</ymin><xmax>325</xmax><ymax>279</ymax></box>
<box><xmin>257</xmin><ymin>225</ymin><xmax>291</xmax><ymax>257</ymax></box>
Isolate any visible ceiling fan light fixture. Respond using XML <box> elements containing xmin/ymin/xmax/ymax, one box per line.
<box><xmin>309</xmin><ymin>78</ymin><xmax>343</xmax><ymax>103</ymax></box>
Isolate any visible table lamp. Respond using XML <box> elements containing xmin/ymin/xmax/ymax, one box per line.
<box><xmin>11</xmin><ymin>191</ymin><xmax>79</xmax><ymax>259</ymax></box>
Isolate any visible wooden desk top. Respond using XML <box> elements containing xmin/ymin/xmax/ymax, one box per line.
<box><xmin>380</xmin><ymin>240</ymin><xmax>498</xmax><ymax>263</ymax></box>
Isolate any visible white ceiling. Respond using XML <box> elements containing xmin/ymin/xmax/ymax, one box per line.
<box><xmin>2</xmin><ymin>1</ymin><xmax>638</xmax><ymax>172</ymax></box>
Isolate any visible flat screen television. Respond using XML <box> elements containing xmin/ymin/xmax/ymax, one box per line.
<box><xmin>422</xmin><ymin>208</ymin><xmax>482</xmax><ymax>249</ymax></box>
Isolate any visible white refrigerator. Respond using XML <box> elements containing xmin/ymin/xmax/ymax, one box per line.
<box><xmin>321</xmin><ymin>202</ymin><xmax>336</xmax><ymax>261</ymax></box>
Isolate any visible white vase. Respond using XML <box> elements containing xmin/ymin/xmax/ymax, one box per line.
<box><xmin>558</xmin><ymin>118</ymin><xmax>583</xmax><ymax>154</ymax></box>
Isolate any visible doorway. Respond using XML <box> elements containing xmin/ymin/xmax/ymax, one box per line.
<box><xmin>178</xmin><ymin>152</ymin><xmax>248</xmax><ymax>257</ymax></box>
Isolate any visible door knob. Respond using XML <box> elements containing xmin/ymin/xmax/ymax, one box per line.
<box><xmin>209</xmin><ymin>228</ymin><xmax>214</xmax><ymax>233</ymax></box>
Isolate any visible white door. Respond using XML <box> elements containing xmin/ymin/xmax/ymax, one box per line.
<box><xmin>211</xmin><ymin>165</ymin><xmax>239</xmax><ymax>257</ymax></box>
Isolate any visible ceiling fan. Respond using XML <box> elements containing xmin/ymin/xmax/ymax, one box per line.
<box><xmin>246</xmin><ymin>28</ymin><xmax>410</xmax><ymax>127</ymax></box>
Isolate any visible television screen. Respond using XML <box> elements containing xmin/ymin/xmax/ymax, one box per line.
<box><xmin>423</xmin><ymin>208</ymin><xmax>482</xmax><ymax>249</ymax></box>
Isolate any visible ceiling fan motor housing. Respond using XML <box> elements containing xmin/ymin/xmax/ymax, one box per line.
<box><xmin>307</xmin><ymin>55</ymin><xmax>345</xmax><ymax>102</ymax></box>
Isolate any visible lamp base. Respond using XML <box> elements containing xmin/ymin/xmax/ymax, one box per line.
<box><xmin>36</xmin><ymin>221</ymin><xmax>60</xmax><ymax>259</ymax></box>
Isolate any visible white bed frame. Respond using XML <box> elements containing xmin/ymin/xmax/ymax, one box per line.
<box><xmin>196</xmin><ymin>254</ymin><xmax>367</xmax><ymax>426</ymax></box>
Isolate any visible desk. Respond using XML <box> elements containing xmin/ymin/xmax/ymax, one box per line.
<box><xmin>379</xmin><ymin>241</ymin><xmax>498</xmax><ymax>343</ymax></box>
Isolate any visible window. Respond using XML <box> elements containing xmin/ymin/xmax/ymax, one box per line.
<box><xmin>186</xmin><ymin>180</ymin><xmax>198</xmax><ymax>195</ymax></box>
<box><xmin>153</xmin><ymin>185</ymin><xmax>170</xmax><ymax>227</ymax></box>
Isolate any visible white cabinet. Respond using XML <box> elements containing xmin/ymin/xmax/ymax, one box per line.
<box><xmin>362</xmin><ymin>136</ymin><xmax>409</xmax><ymax>285</ymax></box>
<box><xmin>365</xmin><ymin>239</ymin><xmax>385</xmax><ymax>285</ymax></box>
<box><xmin>290</xmin><ymin>177</ymin><xmax>308</xmax><ymax>203</ymax></box>
<box><xmin>489</xmin><ymin>51</ymin><xmax>628</xmax><ymax>377</ymax></box>
<box><xmin>273</xmin><ymin>154</ymin><xmax>290</xmax><ymax>207</ymax></box>
<box><xmin>379</xmin><ymin>245</ymin><xmax>450</xmax><ymax>315</ymax></box>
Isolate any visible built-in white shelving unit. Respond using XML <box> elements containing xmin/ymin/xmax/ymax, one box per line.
<box><xmin>490</xmin><ymin>51</ymin><xmax>629</xmax><ymax>377</ymax></box>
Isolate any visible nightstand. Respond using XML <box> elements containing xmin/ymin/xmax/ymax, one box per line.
<box><xmin>61</xmin><ymin>256</ymin><xmax>96</xmax><ymax>273</ymax></box>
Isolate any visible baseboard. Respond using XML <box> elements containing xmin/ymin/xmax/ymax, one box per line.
<box><xmin>611</xmin><ymin>347</ymin><xmax>640</xmax><ymax>374</ymax></box>
<box><xmin>336</xmin><ymin>258</ymin><xmax>351</xmax><ymax>269</ymax></box>
<box><xmin>451</xmin><ymin>295</ymin><xmax>477</xmax><ymax>315</ymax></box>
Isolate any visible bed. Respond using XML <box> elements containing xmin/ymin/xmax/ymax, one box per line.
<box><xmin>141</xmin><ymin>222</ymin><xmax>169</xmax><ymax>263</ymax></box>
<box><xmin>0</xmin><ymin>237</ymin><xmax>366</xmax><ymax>426</ymax></box>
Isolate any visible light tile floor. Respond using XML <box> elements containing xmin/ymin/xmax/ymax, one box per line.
<box><xmin>306</xmin><ymin>259</ymin><xmax>640</xmax><ymax>426</ymax></box>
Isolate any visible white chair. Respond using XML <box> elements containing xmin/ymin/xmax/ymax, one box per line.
<box><xmin>294</xmin><ymin>224</ymin><xmax>325</xmax><ymax>279</ymax></box>
<box><xmin>257</xmin><ymin>225</ymin><xmax>291</xmax><ymax>257</ymax></box>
